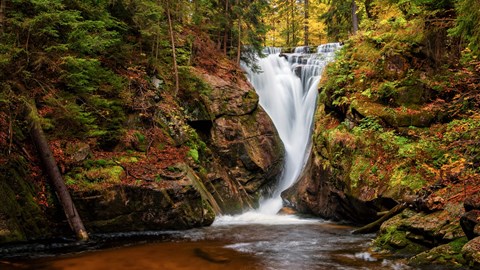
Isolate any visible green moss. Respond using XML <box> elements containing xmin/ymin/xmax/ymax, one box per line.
<box><xmin>0</xmin><ymin>156</ymin><xmax>51</xmax><ymax>243</ymax></box>
<box><xmin>374</xmin><ymin>225</ymin><xmax>427</xmax><ymax>255</ymax></box>
<box><xmin>188</xmin><ymin>148</ymin><xmax>199</xmax><ymax>163</ymax></box>
<box><xmin>349</xmin><ymin>156</ymin><xmax>370</xmax><ymax>189</ymax></box>
<box><xmin>449</xmin><ymin>237</ymin><xmax>468</xmax><ymax>252</ymax></box>
<box><xmin>67</xmin><ymin>162</ymin><xmax>125</xmax><ymax>190</ymax></box>
<box><xmin>409</xmin><ymin>243</ymin><xmax>467</xmax><ymax>268</ymax></box>
<box><xmin>85</xmin><ymin>166</ymin><xmax>124</xmax><ymax>183</ymax></box>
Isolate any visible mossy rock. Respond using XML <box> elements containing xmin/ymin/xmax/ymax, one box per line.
<box><xmin>461</xmin><ymin>237</ymin><xmax>480</xmax><ymax>268</ymax></box>
<box><xmin>66</xmin><ymin>163</ymin><xmax>125</xmax><ymax>190</ymax></box>
<box><xmin>374</xmin><ymin>224</ymin><xmax>428</xmax><ymax>256</ymax></box>
<box><xmin>409</xmin><ymin>240</ymin><xmax>467</xmax><ymax>268</ymax></box>
<box><xmin>351</xmin><ymin>97</ymin><xmax>438</xmax><ymax>127</ymax></box>
<box><xmin>0</xmin><ymin>156</ymin><xmax>51</xmax><ymax>243</ymax></box>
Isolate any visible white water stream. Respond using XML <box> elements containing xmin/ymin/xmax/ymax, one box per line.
<box><xmin>215</xmin><ymin>43</ymin><xmax>341</xmax><ymax>225</ymax></box>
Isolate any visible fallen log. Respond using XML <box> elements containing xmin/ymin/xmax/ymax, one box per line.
<box><xmin>26</xmin><ymin>101</ymin><xmax>88</xmax><ymax>241</ymax></box>
<box><xmin>352</xmin><ymin>203</ymin><xmax>407</xmax><ymax>234</ymax></box>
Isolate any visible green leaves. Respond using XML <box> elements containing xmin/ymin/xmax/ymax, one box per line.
<box><xmin>449</xmin><ymin>0</ymin><xmax>480</xmax><ymax>56</ymax></box>
<box><xmin>61</xmin><ymin>56</ymin><xmax>123</xmax><ymax>94</ymax></box>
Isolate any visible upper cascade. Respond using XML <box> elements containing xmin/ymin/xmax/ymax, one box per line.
<box><xmin>239</xmin><ymin>43</ymin><xmax>341</xmax><ymax>216</ymax></box>
<box><xmin>317</xmin><ymin>42</ymin><xmax>342</xmax><ymax>53</ymax></box>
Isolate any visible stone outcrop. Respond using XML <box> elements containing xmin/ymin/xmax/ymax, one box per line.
<box><xmin>460</xmin><ymin>210</ymin><xmax>480</xmax><ymax>240</ymax></box>
<box><xmin>179</xmin><ymin>66</ymin><xmax>284</xmax><ymax>213</ymax></box>
<box><xmin>282</xmin><ymin>104</ymin><xmax>398</xmax><ymax>224</ymax></box>
<box><xmin>282</xmin><ymin>154</ymin><xmax>379</xmax><ymax>224</ymax></box>
<box><xmin>73</xmin><ymin>184</ymin><xmax>215</xmax><ymax>232</ymax></box>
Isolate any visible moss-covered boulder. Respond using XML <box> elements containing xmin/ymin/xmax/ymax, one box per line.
<box><xmin>408</xmin><ymin>239</ymin><xmax>468</xmax><ymax>268</ymax></box>
<box><xmin>461</xmin><ymin>236</ymin><xmax>480</xmax><ymax>268</ymax></box>
<box><xmin>351</xmin><ymin>96</ymin><xmax>440</xmax><ymax>128</ymax></box>
<box><xmin>73</xmin><ymin>168</ymin><xmax>216</xmax><ymax>232</ymax></box>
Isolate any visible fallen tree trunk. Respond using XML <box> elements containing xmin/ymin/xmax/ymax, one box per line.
<box><xmin>26</xmin><ymin>102</ymin><xmax>89</xmax><ymax>241</ymax></box>
<box><xmin>352</xmin><ymin>203</ymin><xmax>407</xmax><ymax>234</ymax></box>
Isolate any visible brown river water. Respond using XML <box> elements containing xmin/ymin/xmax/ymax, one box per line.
<box><xmin>0</xmin><ymin>215</ymin><xmax>417</xmax><ymax>270</ymax></box>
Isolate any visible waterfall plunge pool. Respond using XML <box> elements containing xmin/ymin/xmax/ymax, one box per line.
<box><xmin>0</xmin><ymin>218</ymin><xmax>412</xmax><ymax>270</ymax></box>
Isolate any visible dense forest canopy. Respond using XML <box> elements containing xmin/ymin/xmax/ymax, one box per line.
<box><xmin>0</xmin><ymin>0</ymin><xmax>478</xmax><ymax>149</ymax></box>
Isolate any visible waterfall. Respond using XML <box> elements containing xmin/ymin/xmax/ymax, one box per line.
<box><xmin>214</xmin><ymin>44</ymin><xmax>340</xmax><ymax>225</ymax></box>
<box><xmin>245</xmin><ymin>44</ymin><xmax>340</xmax><ymax>215</ymax></box>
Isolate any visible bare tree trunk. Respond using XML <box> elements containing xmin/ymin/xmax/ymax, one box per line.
<box><xmin>0</xmin><ymin>0</ymin><xmax>5</xmax><ymax>33</ymax></box>
<box><xmin>352</xmin><ymin>0</ymin><xmax>359</xmax><ymax>35</ymax></box>
<box><xmin>223</xmin><ymin>0</ymin><xmax>229</xmax><ymax>55</ymax></box>
<box><xmin>166</xmin><ymin>1</ymin><xmax>179</xmax><ymax>96</ymax></box>
<box><xmin>26</xmin><ymin>102</ymin><xmax>88</xmax><ymax>241</ymax></box>
<box><xmin>286</xmin><ymin>2</ymin><xmax>290</xmax><ymax>45</ymax></box>
<box><xmin>235</xmin><ymin>0</ymin><xmax>241</xmax><ymax>64</ymax></box>
<box><xmin>304</xmin><ymin>0</ymin><xmax>309</xmax><ymax>46</ymax></box>
<box><xmin>236</xmin><ymin>17</ymin><xmax>241</xmax><ymax>64</ymax></box>
<box><xmin>291</xmin><ymin>0</ymin><xmax>295</xmax><ymax>45</ymax></box>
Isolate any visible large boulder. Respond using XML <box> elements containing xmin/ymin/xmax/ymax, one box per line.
<box><xmin>178</xmin><ymin>66</ymin><xmax>284</xmax><ymax>214</ymax></box>
<box><xmin>73</xmin><ymin>183</ymin><xmax>215</xmax><ymax>232</ymax></box>
<box><xmin>461</xmin><ymin>236</ymin><xmax>480</xmax><ymax>268</ymax></box>
<box><xmin>282</xmin><ymin>154</ymin><xmax>378</xmax><ymax>224</ymax></box>
<box><xmin>460</xmin><ymin>210</ymin><xmax>480</xmax><ymax>240</ymax></box>
<box><xmin>464</xmin><ymin>194</ymin><xmax>480</xmax><ymax>212</ymax></box>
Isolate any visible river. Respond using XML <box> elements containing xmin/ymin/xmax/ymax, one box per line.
<box><xmin>1</xmin><ymin>217</ymin><xmax>410</xmax><ymax>270</ymax></box>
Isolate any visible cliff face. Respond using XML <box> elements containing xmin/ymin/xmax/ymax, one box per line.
<box><xmin>0</xmin><ymin>34</ymin><xmax>284</xmax><ymax>243</ymax></box>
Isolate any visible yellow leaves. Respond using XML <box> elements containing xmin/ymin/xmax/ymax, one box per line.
<box><xmin>422</xmin><ymin>157</ymin><xmax>468</xmax><ymax>182</ymax></box>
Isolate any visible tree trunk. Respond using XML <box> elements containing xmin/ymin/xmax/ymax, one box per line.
<box><xmin>304</xmin><ymin>0</ymin><xmax>309</xmax><ymax>46</ymax></box>
<box><xmin>291</xmin><ymin>0</ymin><xmax>295</xmax><ymax>45</ymax></box>
<box><xmin>26</xmin><ymin>102</ymin><xmax>88</xmax><ymax>241</ymax></box>
<box><xmin>352</xmin><ymin>0</ymin><xmax>359</xmax><ymax>35</ymax></box>
<box><xmin>223</xmin><ymin>0</ymin><xmax>229</xmax><ymax>55</ymax></box>
<box><xmin>0</xmin><ymin>0</ymin><xmax>5</xmax><ymax>33</ymax></box>
<box><xmin>235</xmin><ymin>0</ymin><xmax>241</xmax><ymax>64</ymax></box>
<box><xmin>352</xmin><ymin>203</ymin><xmax>407</xmax><ymax>234</ymax></box>
<box><xmin>166</xmin><ymin>1</ymin><xmax>179</xmax><ymax>96</ymax></box>
<box><xmin>236</xmin><ymin>17</ymin><xmax>241</xmax><ymax>64</ymax></box>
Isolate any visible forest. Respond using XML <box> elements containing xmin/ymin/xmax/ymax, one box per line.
<box><xmin>0</xmin><ymin>0</ymin><xmax>480</xmax><ymax>269</ymax></box>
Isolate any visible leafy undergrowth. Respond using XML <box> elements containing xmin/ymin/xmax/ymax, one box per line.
<box><xmin>317</xmin><ymin>1</ymin><xmax>480</xmax><ymax>204</ymax></box>
<box><xmin>0</xmin><ymin>26</ymin><xmax>223</xmax><ymax>209</ymax></box>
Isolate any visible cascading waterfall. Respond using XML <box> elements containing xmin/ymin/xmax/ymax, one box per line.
<box><xmin>214</xmin><ymin>43</ymin><xmax>340</xmax><ymax>224</ymax></box>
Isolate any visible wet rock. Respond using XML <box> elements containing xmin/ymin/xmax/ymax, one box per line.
<box><xmin>461</xmin><ymin>236</ymin><xmax>480</xmax><ymax>267</ymax></box>
<box><xmin>282</xmin><ymin>154</ymin><xmax>379</xmax><ymax>224</ymax></box>
<box><xmin>278</xmin><ymin>207</ymin><xmax>297</xmax><ymax>215</ymax></box>
<box><xmin>182</xmin><ymin>68</ymin><xmax>284</xmax><ymax>214</ymax></box>
<box><xmin>460</xmin><ymin>210</ymin><xmax>480</xmax><ymax>240</ymax></box>
<box><xmin>0</xmin><ymin>157</ymin><xmax>52</xmax><ymax>244</ymax></box>
<box><xmin>194</xmin><ymin>247</ymin><xmax>232</xmax><ymax>263</ymax></box>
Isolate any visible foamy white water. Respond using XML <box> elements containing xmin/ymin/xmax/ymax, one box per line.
<box><xmin>213</xmin><ymin>212</ymin><xmax>320</xmax><ymax>226</ymax></box>
<box><xmin>215</xmin><ymin>44</ymin><xmax>340</xmax><ymax>225</ymax></box>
